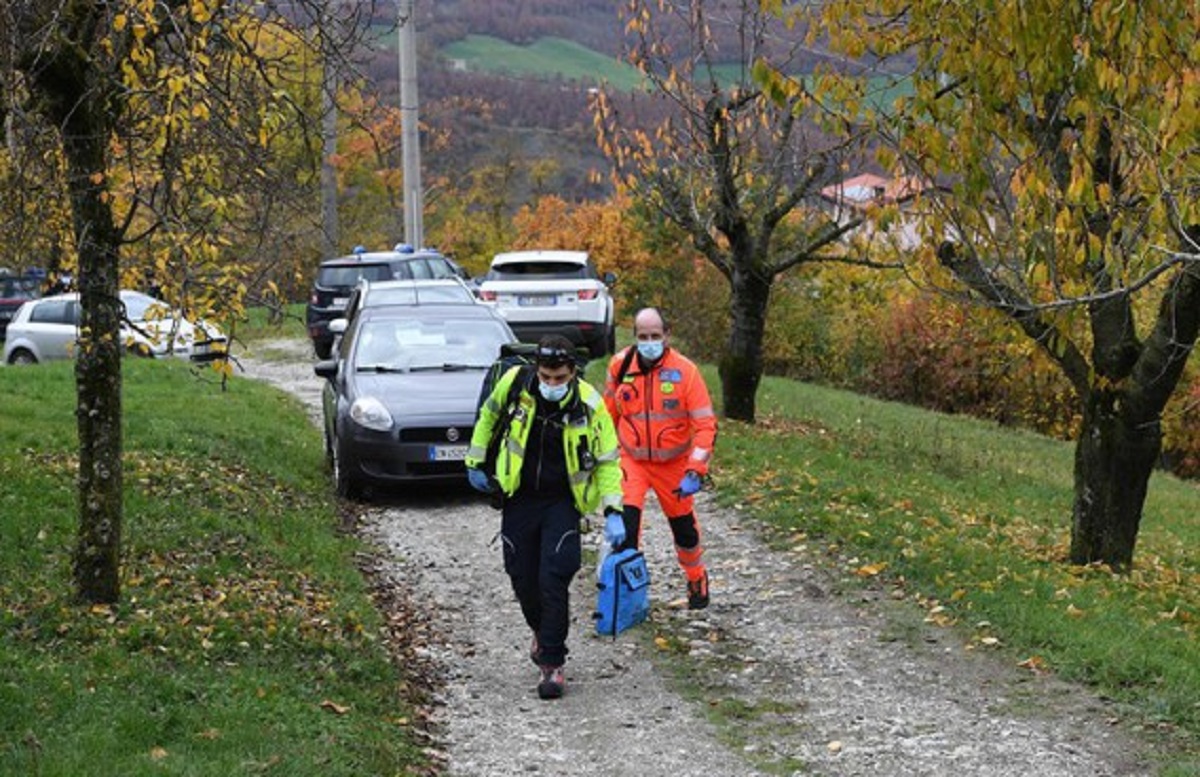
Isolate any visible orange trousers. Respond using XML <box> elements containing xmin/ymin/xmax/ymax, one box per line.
<box><xmin>620</xmin><ymin>455</ymin><xmax>705</xmax><ymax>582</ymax></box>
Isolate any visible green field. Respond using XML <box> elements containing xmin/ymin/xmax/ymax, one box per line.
<box><xmin>441</xmin><ymin>35</ymin><xmax>646</xmax><ymax>90</ymax></box>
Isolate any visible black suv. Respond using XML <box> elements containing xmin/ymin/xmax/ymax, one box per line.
<box><xmin>0</xmin><ymin>272</ymin><xmax>43</xmax><ymax>341</ymax></box>
<box><xmin>306</xmin><ymin>245</ymin><xmax>464</xmax><ymax>358</ymax></box>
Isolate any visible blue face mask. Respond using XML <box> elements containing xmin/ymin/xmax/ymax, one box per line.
<box><xmin>539</xmin><ymin>381</ymin><xmax>569</xmax><ymax>403</ymax></box>
<box><xmin>636</xmin><ymin>340</ymin><xmax>664</xmax><ymax>362</ymax></box>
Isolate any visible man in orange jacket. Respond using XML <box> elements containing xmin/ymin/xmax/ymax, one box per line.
<box><xmin>603</xmin><ymin>307</ymin><xmax>717</xmax><ymax>609</ymax></box>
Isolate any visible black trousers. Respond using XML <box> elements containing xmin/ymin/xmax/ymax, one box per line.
<box><xmin>500</xmin><ymin>493</ymin><xmax>582</xmax><ymax>667</ymax></box>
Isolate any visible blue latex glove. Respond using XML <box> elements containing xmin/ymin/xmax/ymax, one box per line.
<box><xmin>603</xmin><ymin>510</ymin><xmax>626</xmax><ymax>548</ymax></box>
<box><xmin>467</xmin><ymin>467</ymin><xmax>492</xmax><ymax>493</ymax></box>
<box><xmin>676</xmin><ymin>470</ymin><xmax>703</xmax><ymax>497</ymax></box>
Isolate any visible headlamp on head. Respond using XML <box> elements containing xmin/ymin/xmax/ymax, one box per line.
<box><xmin>535</xmin><ymin>346</ymin><xmax>573</xmax><ymax>368</ymax></box>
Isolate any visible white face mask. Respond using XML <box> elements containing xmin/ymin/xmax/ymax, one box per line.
<box><xmin>538</xmin><ymin>381</ymin><xmax>569</xmax><ymax>402</ymax></box>
<box><xmin>636</xmin><ymin>340</ymin><xmax>664</xmax><ymax>361</ymax></box>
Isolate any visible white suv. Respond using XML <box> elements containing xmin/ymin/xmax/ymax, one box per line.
<box><xmin>477</xmin><ymin>250</ymin><xmax>616</xmax><ymax>358</ymax></box>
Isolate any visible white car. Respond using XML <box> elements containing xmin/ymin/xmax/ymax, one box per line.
<box><xmin>477</xmin><ymin>250</ymin><xmax>616</xmax><ymax>358</ymax></box>
<box><xmin>3</xmin><ymin>290</ymin><xmax>226</xmax><ymax>365</ymax></box>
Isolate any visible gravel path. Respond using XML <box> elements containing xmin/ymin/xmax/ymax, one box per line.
<box><xmin>239</xmin><ymin>340</ymin><xmax>1157</xmax><ymax>777</ymax></box>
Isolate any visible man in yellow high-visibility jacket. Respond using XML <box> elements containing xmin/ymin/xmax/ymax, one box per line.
<box><xmin>466</xmin><ymin>335</ymin><xmax>623</xmax><ymax>700</ymax></box>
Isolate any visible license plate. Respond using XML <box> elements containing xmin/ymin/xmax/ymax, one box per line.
<box><xmin>332</xmin><ymin>297</ymin><xmax>349</xmax><ymax>307</ymax></box>
<box><xmin>517</xmin><ymin>294</ymin><xmax>556</xmax><ymax>307</ymax></box>
<box><xmin>429</xmin><ymin>445</ymin><xmax>468</xmax><ymax>461</ymax></box>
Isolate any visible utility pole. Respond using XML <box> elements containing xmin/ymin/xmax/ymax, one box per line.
<box><xmin>319</xmin><ymin>3</ymin><xmax>341</xmax><ymax>259</ymax></box>
<box><xmin>320</xmin><ymin>64</ymin><xmax>339</xmax><ymax>258</ymax></box>
<box><xmin>398</xmin><ymin>0</ymin><xmax>423</xmax><ymax>249</ymax></box>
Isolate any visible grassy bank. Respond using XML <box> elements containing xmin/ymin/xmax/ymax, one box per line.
<box><xmin>0</xmin><ymin>357</ymin><xmax>430</xmax><ymax>775</ymax></box>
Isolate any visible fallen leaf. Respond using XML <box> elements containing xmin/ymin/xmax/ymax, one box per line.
<box><xmin>150</xmin><ymin>747</ymin><xmax>168</xmax><ymax>760</ymax></box>
<box><xmin>827</xmin><ymin>740</ymin><xmax>843</xmax><ymax>753</ymax></box>
<box><xmin>320</xmin><ymin>699</ymin><xmax>351</xmax><ymax>715</ymax></box>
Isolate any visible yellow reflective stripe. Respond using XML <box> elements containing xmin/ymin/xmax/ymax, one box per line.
<box><xmin>467</xmin><ymin>443</ymin><xmax>488</xmax><ymax>459</ymax></box>
<box><xmin>601</xmin><ymin>494</ymin><xmax>622</xmax><ymax>511</ymax></box>
<box><xmin>504</xmin><ymin>436</ymin><xmax>525</xmax><ymax>457</ymax></box>
<box><xmin>570</xmin><ymin>469</ymin><xmax>590</xmax><ymax>486</ymax></box>
<box><xmin>595</xmin><ymin>449</ymin><xmax>620</xmax><ymax>463</ymax></box>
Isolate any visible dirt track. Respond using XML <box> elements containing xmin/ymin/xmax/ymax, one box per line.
<box><xmin>241</xmin><ymin>339</ymin><xmax>1156</xmax><ymax>776</ymax></box>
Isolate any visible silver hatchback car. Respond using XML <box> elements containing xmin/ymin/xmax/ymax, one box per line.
<box><xmin>3</xmin><ymin>290</ymin><xmax>226</xmax><ymax>364</ymax></box>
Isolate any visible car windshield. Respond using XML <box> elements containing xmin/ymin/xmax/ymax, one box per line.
<box><xmin>1</xmin><ymin>276</ymin><xmax>41</xmax><ymax>298</ymax></box>
<box><xmin>121</xmin><ymin>292</ymin><xmax>171</xmax><ymax>322</ymax></box>
<box><xmin>353</xmin><ymin>318</ymin><xmax>511</xmax><ymax>371</ymax></box>
<box><xmin>489</xmin><ymin>261</ymin><xmax>590</xmax><ymax>280</ymax></box>
<box><xmin>320</xmin><ymin>264</ymin><xmax>393</xmax><ymax>288</ymax></box>
<box><xmin>368</xmin><ymin>285</ymin><xmax>473</xmax><ymax>307</ymax></box>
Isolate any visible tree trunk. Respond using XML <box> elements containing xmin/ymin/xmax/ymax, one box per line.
<box><xmin>1069</xmin><ymin>386</ymin><xmax>1159</xmax><ymax>570</ymax></box>
<box><xmin>50</xmin><ymin>84</ymin><xmax>124</xmax><ymax>604</ymax></box>
<box><xmin>1070</xmin><ymin>230</ymin><xmax>1200</xmax><ymax>570</ymax></box>
<box><xmin>719</xmin><ymin>268</ymin><xmax>771</xmax><ymax>422</ymax></box>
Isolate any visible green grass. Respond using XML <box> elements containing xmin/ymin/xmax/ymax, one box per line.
<box><xmin>0</xmin><ymin>358</ymin><xmax>428</xmax><ymax>776</ymax></box>
<box><xmin>712</xmin><ymin>371</ymin><xmax>1198</xmax><ymax>770</ymax></box>
<box><xmin>228</xmin><ymin>302</ymin><xmax>308</xmax><ymax>344</ymax></box>
<box><xmin>441</xmin><ymin>35</ymin><xmax>646</xmax><ymax>90</ymax></box>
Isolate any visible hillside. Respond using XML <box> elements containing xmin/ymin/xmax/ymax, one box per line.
<box><xmin>359</xmin><ymin>1</ymin><xmax>826</xmax><ymax>206</ymax></box>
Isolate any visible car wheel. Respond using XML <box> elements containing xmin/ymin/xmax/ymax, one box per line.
<box><xmin>323</xmin><ymin>424</ymin><xmax>335</xmax><ymax>473</ymax></box>
<box><xmin>330</xmin><ymin>434</ymin><xmax>364</xmax><ymax>501</ymax></box>
<box><xmin>606</xmin><ymin>326</ymin><xmax>616</xmax><ymax>355</ymax></box>
<box><xmin>590</xmin><ymin>331</ymin><xmax>611</xmax><ymax>359</ymax></box>
<box><xmin>7</xmin><ymin>348</ymin><xmax>37</xmax><ymax>365</ymax></box>
<box><xmin>314</xmin><ymin>340</ymin><xmax>333</xmax><ymax>360</ymax></box>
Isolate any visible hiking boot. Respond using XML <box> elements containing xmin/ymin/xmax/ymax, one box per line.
<box><xmin>537</xmin><ymin>665</ymin><xmax>565</xmax><ymax>700</ymax></box>
<box><xmin>687</xmin><ymin>570</ymin><xmax>710</xmax><ymax>610</ymax></box>
<box><xmin>529</xmin><ymin>634</ymin><xmax>541</xmax><ymax>666</ymax></box>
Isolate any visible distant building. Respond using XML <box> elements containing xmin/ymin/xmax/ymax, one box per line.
<box><xmin>819</xmin><ymin>172</ymin><xmax>940</xmax><ymax>251</ymax></box>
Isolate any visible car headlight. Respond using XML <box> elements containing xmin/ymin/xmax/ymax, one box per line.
<box><xmin>349</xmin><ymin>396</ymin><xmax>393</xmax><ymax>432</ymax></box>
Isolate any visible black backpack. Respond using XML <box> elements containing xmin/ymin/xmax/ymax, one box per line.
<box><xmin>474</xmin><ymin>342</ymin><xmax>538</xmax><ymax>480</ymax></box>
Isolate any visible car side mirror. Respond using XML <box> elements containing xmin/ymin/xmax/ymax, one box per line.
<box><xmin>314</xmin><ymin>360</ymin><xmax>338</xmax><ymax>380</ymax></box>
<box><xmin>603</xmin><ymin>271</ymin><xmax>617</xmax><ymax>287</ymax></box>
<box><xmin>328</xmin><ymin>318</ymin><xmax>347</xmax><ymax>335</ymax></box>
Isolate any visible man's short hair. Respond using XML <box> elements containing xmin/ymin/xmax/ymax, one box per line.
<box><xmin>535</xmin><ymin>334</ymin><xmax>577</xmax><ymax>368</ymax></box>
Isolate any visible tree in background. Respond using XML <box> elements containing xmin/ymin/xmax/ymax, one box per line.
<box><xmin>0</xmin><ymin>0</ymin><xmax>373</xmax><ymax>603</ymax></box>
<box><xmin>591</xmin><ymin>0</ymin><xmax>883</xmax><ymax>423</ymax></box>
<box><xmin>795</xmin><ymin>0</ymin><xmax>1199</xmax><ymax>568</ymax></box>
